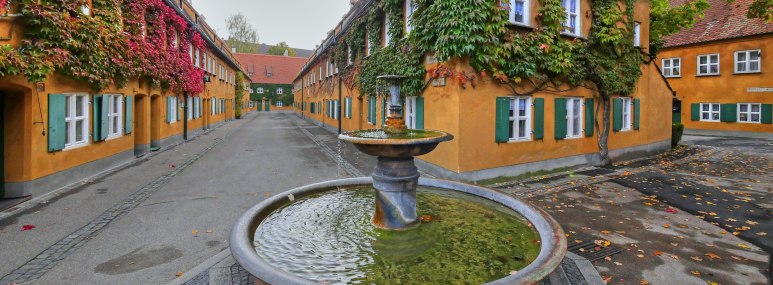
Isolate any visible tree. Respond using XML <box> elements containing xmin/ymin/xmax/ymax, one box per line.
<box><xmin>265</xmin><ymin>42</ymin><xmax>297</xmax><ymax>56</ymax></box>
<box><xmin>226</xmin><ymin>13</ymin><xmax>260</xmax><ymax>54</ymax></box>
<box><xmin>747</xmin><ymin>0</ymin><xmax>773</xmax><ymax>21</ymax></box>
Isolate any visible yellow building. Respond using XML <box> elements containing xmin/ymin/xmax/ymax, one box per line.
<box><xmin>659</xmin><ymin>0</ymin><xmax>773</xmax><ymax>138</ymax></box>
<box><xmin>294</xmin><ymin>0</ymin><xmax>675</xmax><ymax>182</ymax></box>
<box><xmin>0</xmin><ymin>1</ymin><xmax>246</xmax><ymax>198</ymax></box>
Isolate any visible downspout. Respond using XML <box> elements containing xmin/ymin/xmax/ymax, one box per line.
<box><xmin>183</xmin><ymin>92</ymin><xmax>189</xmax><ymax>140</ymax></box>
<box><xmin>338</xmin><ymin>73</ymin><xmax>342</xmax><ymax>134</ymax></box>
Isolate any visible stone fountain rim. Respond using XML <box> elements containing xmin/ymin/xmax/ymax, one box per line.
<box><xmin>338</xmin><ymin>129</ymin><xmax>454</xmax><ymax>145</ymax></box>
<box><xmin>230</xmin><ymin>177</ymin><xmax>568</xmax><ymax>285</ymax></box>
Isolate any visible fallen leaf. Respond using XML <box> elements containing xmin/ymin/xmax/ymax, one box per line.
<box><xmin>756</xmin><ymin>232</ymin><xmax>767</xmax><ymax>236</ymax></box>
<box><xmin>192</xmin><ymin>230</ymin><xmax>199</xmax><ymax>236</ymax></box>
<box><xmin>737</xmin><ymin>243</ymin><xmax>750</xmax><ymax>249</ymax></box>
<box><xmin>20</xmin><ymin>224</ymin><xmax>36</xmax><ymax>231</ymax></box>
<box><xmin>636</xmin><ymin>254</ymin><xmax>645</xmax><ymax>258</ymax></box>
<box><xmin>206</xmin><ymin>229</ymin><xmax>213</xmax><ymax>234</ymax></box>
<box><xmin>601</xmin><ymin>230</ymin><xmax>611</xmax><ymax>235</ymax></box>
<box><xmin>639</xmin><ymin>279</ymin><xmax>649</xmax><ymax>285</ymax></box>
<box><xmin>705</xmin><ymin>253</ymin><xmax>721</xmax><ymax>260</ymax></box>
<box><xmin>653</xmin><ymin>251</ymin><xmax>664</xmax><ymax>256</ymax></box>
<box><xmin>665</xmin><ymin>208</ymin><xmax>678</xmax><ymax>213</ymax></box>
<box><xmin>602</xmin><ymin>276</ymin><xmax>613</xmax><ymax>284</ymax></box>
<box><xmin>691</xmin><ymin>256</ymin><xmax>703</xmax><ymax>262</ymax></box>
<box><xmin>614</xmin><ymin>261</ymin><xmax>623</xmax><ymax>266</ymax></box>
<box><xmin>690</xmin><ymin>270</ymin><xmax>701</xmax><ymax>276</ymax></box>
<box><xmin>670</xmin><ymin>255</ymin><xmax>679</xmax><ymax>260</ymax></box>
<box><xmin>663</xmin><ymin>224</ymin><xmax>670</xmax><ymax>229</ymax></box>
<box><xmin>175</xmin><ymin>272</ymin><xmax>184</xmax><ymax>277</ymax></box>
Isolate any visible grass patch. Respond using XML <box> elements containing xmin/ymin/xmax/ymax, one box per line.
<box><xmin>477</xmin><ymin>166</ymin><xmax>576</xmax><ymax>186</ymax></box>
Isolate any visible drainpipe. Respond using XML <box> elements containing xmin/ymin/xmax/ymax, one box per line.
<box><xmin>338</xmin><ymin>75</ymin><xmax>342</xmax><ymax>134</ymax></box>
<box><xmin>301</xmin><ymin>78</ymin><xmax>305</xmax><ymax>119</ymax></box>
<box><xmin>183</xmin><ymin>92</ymin><xmax>189</xmax><ymax>140</ymax></box>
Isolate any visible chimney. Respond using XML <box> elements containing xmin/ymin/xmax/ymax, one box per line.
<box><xmin>232</xmin><ymin>47</ymin><xmax>237</xmax><ymax>53</ymax></box>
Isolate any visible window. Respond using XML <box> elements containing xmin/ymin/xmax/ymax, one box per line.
<box><xmin>509</xmin><ymin>97</ymin><xmax>532</xmax><ymax>141</ymax></box>
<box><xmin>334</xmin><ymin>100</ymin><xmax>339</xmax><ymax>119</ymax></box>
<box><xmin>384</xmin><ymin>13</ymin><xmax>391</xmax><ymax>46</ymax></box>
<box><xmin>64</xmin><ymin>94</ymin><xmax>89</xmax><ymax>149</ymax></box>
<box><xmin>106</xmin><ymin>95</ymin><xmax>123</xmax><ymax>138</ymax></box>
<box><xmin>735</xmin><ymin>50</ymin><xmax>761</xmax><ymax>73</ymax></box>
<box><xmin>195</xmin><ymin>49</ymin><xmax>200</xmax><ymax>68</ymax></box>
<box><xmin>277</xmin><ymin>101</ymin><xmax>284</xmax><ymax>107</ymax></box>
<box><xmin>187</xmin><ymin>96</ymin><xmax>193</xmax><ymax>120</ymax></box>
<box><xmin>347</xmin><ymin>45</ymin><xmax>353</xmax><ymax>66</ymax></box>
<box><xmin>700</xmin><ymin>103</ymin><xmax>720</xmax><ymax>122</ymax></box>
<box><xmin>257</xmin><ymin>87</ymin><xmax>264</xmax><ymax>94</ymax></box>
<box><xmin>168</xmin><ymin>96</ymin><xmax>178</xmax><ymax>123</ymax></box>
<box><xmin>738</xmin><ymin>103</ymin><xmax>761</xmax><ymax>123</ymax></box>
<box><xmin>565</xmin><ymin>98</ymin><xmax>583</xmax><ymax>138</ymax></box>
<box><xmin>509</xmin><ymin>0</ymin><xmax>529</xmax><ymax>25</ymax></box>
<box><xmin>277</xmin><ymin>88</ymin><xmax>283</xmax><ymax>95</ymax></box>
<box><xmin>172</xmin><ymin>33</ymin><xmax>179</xmax><ymax>48</ymax></box>
<box><xmin>662</xmin><ymin>58</ymin><xmax>681</xmax><ymax>77</ymax></box>
<box><xmin>405</xmin><ymin>0</ymin><xmax>416</xmax><ymax>34</ymax></box>
<box><xmin>365</xmin><ymin>34</ymin><xmax>371</xmax><ymax>57</ymax></box>
<box><xmin>211</xmin><ymin>98</ymin><xmax>216</xmax><ymax>115</ymax></box>
<box><xmin>405</xmin><ymin>96</ymin><xmax>418</xmax><ymax>129</ymax></box>
<box><xmin>561</xmin><ymin>0</ymin><xmax>580</xmax><ymax>36</ymax></box>
<box><xmin>697</xmin><ymin>54</ymin><xmax>720</xmax><ymax>75</ymax></box>
<box><xmin>620</xmin><ymin>98</ymin><xmax>632</xmax><ymax>131</ymax></box>
<box><xmin>633</xmin><ymin>22</ymin><xmax>641</xmax><ymax>47</ymax></box>
<box><xmin>81</xmin><ymin>4</ymin><xmax>91</xmax><ymax>16</ymax></box>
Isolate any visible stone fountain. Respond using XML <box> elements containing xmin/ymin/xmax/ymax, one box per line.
<box><xmin>230</xmin><ymin>75</ymin><xmax>567</xmax><ymax>284</ymax></box>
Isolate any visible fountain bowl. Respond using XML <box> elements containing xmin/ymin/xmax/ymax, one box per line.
<box><xmin>338</xmin><ymin>129</ymin><xmax>454</xmax><ymax>157</ymax></box>
<box><xmin>230</xmin><ymin>177</ymin><xmax>567</xmax><ymax>285</ymax></box>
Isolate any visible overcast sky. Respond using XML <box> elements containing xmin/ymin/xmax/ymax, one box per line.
<box><xmin>191</xmin><ymin>0</ymin><xmax>352</xmax><ymax>51</ymax></box>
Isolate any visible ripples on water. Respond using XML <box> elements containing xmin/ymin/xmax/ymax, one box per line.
<box><xmin>345</xmin><ymin>129</ymin><xmax>444</xmax><ymax>140</ymax></box>
<box><xmin>254</xmin><ymin>187</ymin><xmax>541</xmax><ymax>285</ymax></box>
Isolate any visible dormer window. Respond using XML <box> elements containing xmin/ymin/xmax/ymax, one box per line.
<box><xmin>265</xmin><ymin>66</ymin><xmax>274</xmax><ymax>78</ymax></box>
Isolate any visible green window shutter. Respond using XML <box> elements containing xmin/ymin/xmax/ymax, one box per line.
<box><xmin>177</xmin><ymin>98</ymin><xmax>182</xmax><ymax>121</ymax></box>
<box><xmin>266</xmin><ymin>101</ymin><xmax>270</xmax><ymax>111</ymax></box>
<box><xmin>258</xmin><ymin>101</ymin><xmax>263</xmax><ymax>112</ymax></box>
<box><xmin>633</xmin><ymin>98</ymin><xmax>641</xmax><ymax>130</ymax></box>
<box><xmin>584</xmin><ymin>98</ymin><xmax>594</xmax><ymax>137</ymax></box>
<box><xmin>690</xmin><ymin>103</ymin><xmax>700</xmax><ymax>121</ymax></box>
<box><xmin>369</xmin><ymin>98</ymin><xmax>376</xmax><ymax>124</ymax></box>
<box><xmin>416</xmin><ymin>97</ymin><xmax>425</xmax><ymax>130</ymax></box>
<box><xmin>495</xmin><ymin>97</ymin><xmax>510</xmax><ymax>143</ymax></box>
<box><xmin>613</xmin><ymin>98</ymin><xmax>623</xmax><ymax>132</ymax></box>
<box><xmin>48</xmin><ymin>94</ymin><xmax>67</xmax><ymax>152</ymax></box>
<box><xmin>554</xmin><ymin>98</ymin><xmax>567</xmax><ymax>139</ymax></box>
<box><xmin>125</xmin><ymin>96</ymin><xmax>133</xmax><ymax>134</ymax></box>
<box><xmin>720</xmin><ymin>103</ymin><xmax>737</xmax><ymax>122</ymax></box>
<box><xmin>382</xmin><ymin>98</ymin><xmax>387</xmax><ymax>126</ymax></box>
<box><xmin>533</xmin><ymin>98</ymin><xmax>544</xmax><ymax>140</ymax></box>
<box><xmin>762</xmin><ymin>104</ymin><xmax>773</xmax><ymax>124</ymax></box>
<box><xmin>100</xmin><ymin>95</ymin><xmax>109</xmax><ymax>140</ymax></box>
<box><xmin>93</xmin><ymin>95</ymin><xmax>103</xmax><ymax>142</ymax></box>
<box><xmin>347</xmin><ymin>98</ymin><xmax>352</xmax><ymax>118</ymax></box>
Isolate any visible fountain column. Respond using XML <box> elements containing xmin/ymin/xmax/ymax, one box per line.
<box><xmin>371</xmin><ymin>156</ymin><xmax>419</xmax><ymax>230</ymax></box>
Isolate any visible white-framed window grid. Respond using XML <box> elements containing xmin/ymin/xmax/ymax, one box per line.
<box><xmin>509</xmin><ymin>0</ymin><xmax>530</xmax><ymax>26</ymax></box>
<box><xmin>738</xmin><ymin>103</ymin><xmax>761</xmax><ymax>123</ymax></box>
<box><xmin>169</xmin><ymin>96</ymin><xmax>178</xmax><ymax>124</ymax></box>
<box><xmin>106</xmin><ymin>94</ymin><xmax>123</xmax><ymax>138</ymax></box>
<box><xmin>277</xmin><ymin>88</ymin><xmax>283</xmax><ymax>95</ymax></box>
<box><xmin>734</xmin><ymin>50</ymin><xmax>761</xmax><ymax>73</ymax></box>
<box><xmin>384</xmin><ymin>13</ymin><xmax>391</xmax><ymax>47</ymax></box>
<box><xmin>257</xmin><ymin>87</ymin><xmax>264</xmax><ymax>94</ymax></box>
<box><xmin>633</xmin><ymin>22</ymin><xmax>641</xmax><ymax>47</ymax></box>
<box><xmin>334</xmin><ymin>100</ymin><xmax>339</xmax><ymax>120</ymax></box>
<box><xmin>187</xmin><ymin>96</ymin><xmax>193</xmax><ymax>120</ymax></box>
<box><xmin>347</xmin><ymin>45</ymin><xmax>353</xmax><ymax>66</ymax></box>
<box><xmin>697</xmin><ymin>54</ymin><xmax>720</xmax><ymax>76</ymax></box>
<box><xmin>64</xmin><ymin>93</ymin><xmax>89</xmax><ymax>149</ymax></box>
<box><xmin>700</xmin><ymin>103</ymin><xmax>720</xmax><ymax>122</ymax></box>
<box><xmin>405</xmin><ymin>96</ymin><xmax>417</xmax><ymax>129</ymax></box>
<box><xmin>621</xmin><ymin>97</ymin><xmax>632</xmax><ymax>131</ymax></box>
<box><xmin>662</xmin><ymin>58</ymin><xmax>681</xmax><ymax>77</ymax></box>
<box><xmin>561</xmin><ymin>0</ymin><xmax>580</xmax><ymax>36</ymax></box>
<box><xmin>509</xmin><ymin>97</ymin><xmax>532</xmax><ymax>141</ymax></box>
<box><xmin>566</xmin><ymin>97</ymin><xmax>583</xmax><ymax>138</ymax></box>
<box><xmin>405</xmin><ymin>0</ymin><xmax>416</xmax><ymax>34</ymax></box>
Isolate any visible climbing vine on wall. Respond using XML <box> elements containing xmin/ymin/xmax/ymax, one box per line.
<box><xmin>0</xmin><ymin>0</ymin><xmax>206</xmax><ymax>94</ymax></box>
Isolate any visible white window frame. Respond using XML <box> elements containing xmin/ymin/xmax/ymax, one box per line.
<box><xmin>277</xmin><ymin>88</ymin><xmax>283</xmax><ymax>95</ymax></box>
<box><xmin>509</xmin><ymin>0</ymin><xmax>530</xmax><ymax>26</ymax></box>
<box><xmin>561</xmin><ymin>0</ymin><xmax>581</xmax><ymax>36</ymax></box>
<box><xmin>405</xmin><ymin>0</ymin><xmax>416</xmax><ymax>34</ymax></box>
<box><xmin>621</xmin><ymin>98</ymin><xmax>632</xmax><ymax>131</ymax></box>
<box><xmin>195</xmin><ymin>49</ymin><xmax>200</xmax><ymax>68</ymax></box>
<box><xmin>633</xmin><ymin>22</ymin><xmax>641</xmax><ymax>47</ymax></box>
<box><xmin>257</xmin><ymin>87</ymin><xmax>264</xmax><ymax>94</ymax></box>
<box><xmin>509</xmin><ymin>97</ymin><xmax>532</xmax><ymax>141</ymax></box>
<box><xmin>566</xmin><ymin>97</ymin><xmax>583</xmax><ymax>138</ymax></box>
<box><xmin>211</xmin><ymin>98</ymin><xmax>216</xmax><ymax>115</ymax></box>
<box><xmin>384</xmin><ymin>13</ymin><xmax>391</xmax><ymax>47</ymax></box>
<box><xmin>334</xmin><ymin>100</ymin><xmax>340</xmax><ymax>120</ymax></box>
<box><xmin>700</xmin><ymin>103</ymin><xmax>720</xmax><ymax>122</ymax></box>
<box><xmin>365</xmin><ymin>34</ymin><xmax>371</xmax><ymax>57</ymax></box>
<box><xmin>106</xmin><ymin>94</ymin><xmax>123</xmax><ymax>139</ymax></box>
<box><xmin>345</xmin><ymin>97</ymin><xmax>352</xmax><ymax>119</ymax></box>
<box><xmin>169</xmin><ymin>96</ymin><xmax>178</xmax><ymax>124</ymax></box>
<box><xmin>405</xmin><ymin>96</ymin><xmax>418</xmax><ymax>129</ymax></box>
<box><xmin>734</xmin><ymin>50</ymin><xmax>761</xmax><ymax>74</ymax></box>
<box><xmin>347</xmin><ymin>45</ymin><xmax>353</xmax><ymax>66</ymax></box>
<box><xmin>697</xmin><ymin>54</ymin><xmax>720</xmax><ymax>76</ymax></box>
<box><xmin>737</xmin><ymin>103</ymin><xmax>761</xmax><ymax>123</ymax></box>
<box><xmin>64</xmin><ymin>93</ymin><xmax>90</xmax><ymax>150</ymax></box>
<box><xmin>187</xmin><ymin>96</ymin><xmax>193</xmax><ymax>121</ymax></box>
<box><xmin>662</xmin><ymin>58</ymin><xmax>681</xmax><ymax>78</ymax></box>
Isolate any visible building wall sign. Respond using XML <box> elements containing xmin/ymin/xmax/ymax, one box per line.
<box><xmin>747</xmin><ymin>87</ymin><xmax>773</xmax><ymax>93</ymax></box>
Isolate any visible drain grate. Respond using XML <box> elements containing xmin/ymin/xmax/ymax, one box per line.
<box><xmin>567</xmin><ymin>233</ymin><xmax>624</xmax><ymax>262</ymax></box>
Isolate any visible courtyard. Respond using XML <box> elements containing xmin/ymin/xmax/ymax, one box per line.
<box><xmin>0</xmin><ymin>111</ymin><xmax>769</xmax><ymax>285</ymax></box>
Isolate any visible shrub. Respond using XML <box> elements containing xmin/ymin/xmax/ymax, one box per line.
<box><xmin>672</xmin><ymin>123</ymin><xmax>684</xmax><ymax>147</ymax></box>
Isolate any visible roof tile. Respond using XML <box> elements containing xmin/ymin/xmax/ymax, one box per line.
<box><xmin>233</xmin><ymin>53</ymin><xmax>308</xmax><ymax>85</ymax></box>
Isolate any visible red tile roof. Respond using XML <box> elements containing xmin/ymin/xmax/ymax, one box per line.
<box><xmin>663</xmin><ymin>0</ymin><xmax>773</xmax><ymax>48</ymax></box>
<box><xmin>233</xmin><ymin>53</ymin><xmax>308</xmax><ymax>85</ymax></box>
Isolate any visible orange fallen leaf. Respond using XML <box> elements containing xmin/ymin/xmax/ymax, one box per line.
<box><xmin>690</xmin><ymin>270</ymin><xmax>701</xmax><ymax>276</ymax></box>
<box><xmin>738</xmin><ymin>243</ymin><xmax>750</xmax><ymax>249</ymax></box>
<box><xmin>663</xmin><ymin>224</ymin><xmax>670</xmax><ymax>229</ymax></box>
<box><xmin>705</xmin><ymin>253</ymin><xmax>721</xmax><ymax>260</ymax></box>
<box><xmin>670</xmin><ymin>255</ymin><xmax>679</xmax><ymax>260</ymax></box>
<box><xmin>602</xmin><ymin>276</ymin><xmax>613</xmax><ymax>284</ymax></box>
<box><xmin>640</xmin><ymin>279</ymin><xmax>649</xmax><ymax>285</ymax></box>
<box><xmin>175</xmin><ymin>272</ymin><xmax>184</xmax><ymax>277</ymax></box>
<box><xmin>690</xmin><ymin>256</ymin><xmax>703</xmax><ymax>262</ymax></box>
<box><xmin>192</xmin><ymin>230</ymin><xmax>199</xmax><ymax>236</ymax></box>
<box><xmin>653</xmin><ymin>250</ymin><xmax>664</xmax><ymax>256</ymax></box>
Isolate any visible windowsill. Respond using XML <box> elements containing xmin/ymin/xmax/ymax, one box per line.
<box><xmin>664</xmin><ymin>75</ymin><xmax>682</xmax><ymax>78</ymax></box>
<box><xmin>733</xmin><ymin>71</ymin><xmax>761</xmax><ymax>75</ymax></box>
<box><xmin>507</xmin><ymin>138</ymin><xmax>532</xmax><ymax>143</ymax></box>
<box><xmin>619</xmin><ymin>128</ymin><xmax>632</xmax><ymax>132</ymax></box>
<box><xmin>564</xmin><ymin>135</ymin><xmax>583</xmax><ymax>140</ymax></box>
<box><xmin>737</xmin><ymin>121</ymin><xmax>761</xmax><ymax>124</ymax></box>
<box><xmin>696</xmin><ymin>73</ymin><xmax>720</xmax><ymax>77</ymax></box>
<box><xmin>64</xmin><ymin>142</ymin><xmax>89</xmax><ymax>151</ymax></box>
<box><xmin>560</xmin><ymin>32</ymin><xmax>586</xmax><ymax>40</ymax></box>
<box><xmin>106</xmin><ymin>134</ymin><xmax>123</xmax><ymax>141</ymax></box>
<box><xmin>699</xmin><ymin>120</ymin><xmax>720</xmax><ymax>123</ymax></box>
<box><xmin>506</xmin><ymin>21</ymin><xmax>533</xmax><ymax>29</ymax></box>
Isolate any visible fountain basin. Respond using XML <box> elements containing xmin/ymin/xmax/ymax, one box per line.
<box><xmin>338</xmin><ymin>129</ymin><xmax>453</xmax><ymax>157</ymax></box>
<box><xmin>230</xmin><ymin>177</ymin><xmax>567</xmax><ymax>285</ymax></box>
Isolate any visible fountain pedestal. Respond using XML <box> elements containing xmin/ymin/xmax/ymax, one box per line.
<box><xmin>371</xmin><ymin>157</ymin><xmax>419</xmax><ymax>230</ymax></box>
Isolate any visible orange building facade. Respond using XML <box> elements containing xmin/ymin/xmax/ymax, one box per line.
<box><xmin>659</xmin><ymin>0</ymin><xmax>773</xmax><ymax>138</ymax></box>
<box><xmin>294</xmin><ymin>0</ymin><xmax>675</xmax><ymax>182</ymax></box>
<box><xmin>0</xmin><ymin>1</ymin><xmax>248</xmax><ymax>198</ymax></box>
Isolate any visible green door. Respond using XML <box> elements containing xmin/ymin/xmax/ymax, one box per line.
<box><xmin>672</xmin><ymin>100</ymin><xmax>682</xmax><ymax>123</ymax></box>
<box><xmin>265</xmin><ymin>101</ymin><xmax>270</xmax><ymax>112</ymax></box>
